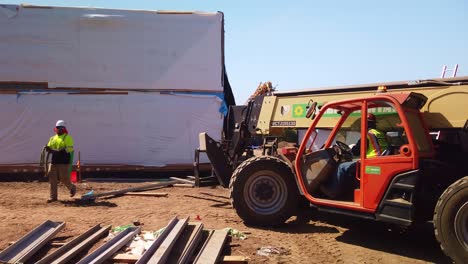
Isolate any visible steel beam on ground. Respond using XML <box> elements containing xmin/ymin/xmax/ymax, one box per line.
<box><xmin>136</xmin><ymin>216</ymin><xmax>179</xmax><ymax>264</ymax></box>
<box><xmin>169</xmin><ymin>177</ymin><xmax>195</xmax><ymax>185</ymax></box>
<box><xmin>76</xmin><ymin>226</ymin><xmax>140</xmax><ymax>264</ymax></box>
<box><xmin>124</xmin><ymin>192</ymin><xmax>168</xmax><ymax>197</ymax></box>
<box><xmin>0</xmin><ymin>220</ymin><xmax>64</xmax><ymax>264</ymax></box>
<box><xmin>81</xmin><ymin>180</ymin><xmax>179</xmax><ymax>200</ymax></box>
<box><xmin>83</xmin><ymin>178</ymin><xmax>164</xmax><ymax>183</ymax></box>
<box><xmin>146</xmin><ymin>217</ymin><xmax>189</xmax><ymax>264</ymax></box>
<box><xmin>35</xmin><ymin>224</ymin><xmax>111</xmax><ymax>264</ymax></box>
<box><xmin>169</xmin><ymin>222</ymin><xmax>204</xmax><ymax>264</ymax></box>
<box><xmin>193</xmin><ymin>229</ymin><xmax>228</xmax><ymax>264</ymax></box>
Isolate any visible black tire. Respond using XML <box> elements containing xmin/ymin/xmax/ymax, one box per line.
<box><xmin>229</xmin><ymin>156</ymin><xmax>299</xmax><ymax>226</ymax></box>
<box><xmin>433</xmin><ymin>176</ymin><xmax>468</xmax><ymax>263</ymax></box>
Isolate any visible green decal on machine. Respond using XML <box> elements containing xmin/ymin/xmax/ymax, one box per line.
<box><xmin>322</xmin><ymin>107</ymin><xmax>397</xmax><ymax>117</ymax></box>
<box><xmin>365</xmin><ymin>166</ymin><xmax>381</xmax><ymax>174</ymax></box>
<box><xmin>292</xmin><ymin>104</ymin><xmax>308</xmax><ymax>118</ymax></box>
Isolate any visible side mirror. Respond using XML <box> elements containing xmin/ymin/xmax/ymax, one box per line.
<box><xmin>306</xmin><ymin>101</ymin><xmax>318</xmax><ymax>119</ymax></box>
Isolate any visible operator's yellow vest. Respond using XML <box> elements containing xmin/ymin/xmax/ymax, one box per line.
<box><xmin>366</xmin><ymin>129</ymin><xmax>388</xmax><ymax>158</ymax></box>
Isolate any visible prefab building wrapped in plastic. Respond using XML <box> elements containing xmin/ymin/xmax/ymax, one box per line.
<box><xmin>0</xmin><ymin>4</ymin><xmax>235</xmax><ymax>172</ymax></box>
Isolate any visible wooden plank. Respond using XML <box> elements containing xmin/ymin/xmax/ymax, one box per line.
<box><xmin>173</xmin><ymin>183</ymin><xmax>194</xmax><ymax>188</ymax></box>
<box><xmin>111</xmin><ymin>253</ymin><xmax>139</xmax><ymax>263</ymax></box>
<box><xmin>221</xmin><ymin>255</ymin><xmax>249</xmax><ymax>263</ymax></box>
<box><xmin>50</xmin><ymin>242</ymin><xmax>66</xmax><ymax>247</ymax></box>
<box><xmin>193</xmin><ymin>229</ymin><xmax>228</xmax><ymax>264</ymax></box>
<box><xmin>124</xmin><ymin>192</ymin><xmax>168</xmax><ymax>197</ymax></box>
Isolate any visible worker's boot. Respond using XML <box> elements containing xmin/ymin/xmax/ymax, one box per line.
<box><xmin>47</xmin><ymin>198</ymin><xmax>57</xmax><ymax>203</ymax></box>
<box><xmin>70</xmin><ymin>185</ymin><xmax>76</xmax><ymax>197</ymax></box>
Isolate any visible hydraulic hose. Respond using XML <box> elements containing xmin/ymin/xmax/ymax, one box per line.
<box><xmin>39</xmin><ymin>146</ymin><xmax>51</xmax><ymax>177</ymax></box>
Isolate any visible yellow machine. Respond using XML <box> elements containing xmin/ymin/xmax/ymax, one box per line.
<box><xmin>257</xmin><ymin>76</ymin><xmax>468</xmax><ymax>133</ymax></box>
<box><xmin>199</xmin><ymin>76</ymin><xmax>468</xmax><ymax>187</ymax></box>
<box><xmin>199</xmin><ymin>76</ymin><xmax>468</xmax><ymax>263</ymax></box>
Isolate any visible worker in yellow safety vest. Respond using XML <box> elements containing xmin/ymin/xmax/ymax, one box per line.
<box><xmin>365</xmin><ymin>113</ymin><xmax>389</xmax><ymax>158</ymax></box>
<box><xmin>323</xmin><ymin>113</ymin><xmax>389</xmax><ymax>200</ymax></box>
<box><xmin>44</xmin><ymin>120</ymin><xmax>76</xmax><ymax>203</ymax></box>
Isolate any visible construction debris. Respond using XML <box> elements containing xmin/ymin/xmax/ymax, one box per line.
<box><xmin>0</xmin><ymin>220</ymin><xmax>65</xmax><ymax>264</ymax></box>
<box><xmin>223</xmin><ymin>228</ymin><xmax>247</xmax><ymax>240</ymax></box>
<box><xmin>256</xmin><ymin>246</ymin><xmax>290</xmax><ymax>256</ymax></box>
<box><xmin>0</xmin><ymin>217</ymin><xmax>246</xmax><ymax>264</ymax></box>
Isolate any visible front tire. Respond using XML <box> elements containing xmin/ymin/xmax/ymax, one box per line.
<box><xmin>433</xmin><ymin>176</ymin><xmax>468</xmax><ymax>263</ymax></box>
<box><xmin>229</xmin><ymin>156</ymin><xmax>299</xmax><ymax>226</ymax></box>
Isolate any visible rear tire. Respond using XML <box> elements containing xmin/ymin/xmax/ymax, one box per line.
<box><xmin>433</xmin><ymin>176</ymin><xmax>468</xmax><ymax>263</ymax></box>
<box><xmin>229</xmin><ymin>156</ymin><xmax>299</xmax><ymax>226</ymax></box>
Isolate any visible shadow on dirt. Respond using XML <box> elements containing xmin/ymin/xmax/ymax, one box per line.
<box><xmin>245</xmin><ymin>216</ymin><xmax>340</xmax><ymax>235</ymax></box>
<box><xmin>198</xmin><ymin>191</ymin><xmax>230</xmax><ymax>200</ymax></box>
<box><xmin>183</xmin><ymin>194</ymin><xmax>231</xmax><ymax>208</ymax></box>
<box><xmin>28</xmin><ymin>242</ymin><xmax>96</xmax><ymax>264</ymax></box>
<box><xmin>285</xmin><ymin>209</ymin><xmax>452</xmax><ymax>263</ymax></box>
<box><xmin>60</xmin><ymin>199</ymin><xmax>118</xmax><ymax>207</ymax></box>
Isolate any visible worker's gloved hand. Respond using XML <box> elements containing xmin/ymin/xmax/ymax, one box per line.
<box><xmin>45</xmin><ymin>146</ymin><xmax>64</xmax><ymax>154</ymax></box>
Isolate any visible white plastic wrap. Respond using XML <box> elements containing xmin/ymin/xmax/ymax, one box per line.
<box><xmin>0</xmin><ymin>92</ymin><xmax>223</xmax><ymax>166</ymax></box>
<box><xmin>0</xmin><ymin>5</ymin><xmax>223</xmax><ymax>91</ymax></box>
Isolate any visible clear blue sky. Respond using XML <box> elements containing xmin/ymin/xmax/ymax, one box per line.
<box><xmin>5</xmin><ymin>0</ymin><xmax>468</xmax><ymax>104</ymax></box>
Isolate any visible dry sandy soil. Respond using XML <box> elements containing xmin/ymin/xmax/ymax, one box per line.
<box><xmin>0</xmin><ymin>179</ymin><xmax>452</xmax><ymax>264</ymax></box>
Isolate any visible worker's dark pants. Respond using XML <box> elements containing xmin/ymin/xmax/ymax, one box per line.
<box><xmin>48</xmin><ymin>164</ymin><xmax>74</xmax><ymax>200</ymax></box>
<box><xmin>324</xmin><ymin>161</ymin><xmax>357</xmax><ymax>199</ymax></box>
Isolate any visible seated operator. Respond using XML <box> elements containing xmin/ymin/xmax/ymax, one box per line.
<box><xmin>322</xmin><ymin>113</ymin><xmax>389</xmax><ymax>200</ymax></box>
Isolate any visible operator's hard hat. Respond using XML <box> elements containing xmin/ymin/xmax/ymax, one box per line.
<box><xmin>367</xmin><ymin>113</ymin><xmax>376</xmax><ymax>123</ymax></box>
<box><xmin>55</xmin><ymin>120</ymin><xmax>66</xmax><ymax>127</ymax></box>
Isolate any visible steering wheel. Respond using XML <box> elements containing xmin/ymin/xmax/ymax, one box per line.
<box><xmin>335</xmin><ymin>140</ymin><xmax>351</xmax><ymax>152</ymax></box>
<box><xmin>334</xmin><ymin>140</ymin><xmax>353</xmax><ymax>162</ymax></box>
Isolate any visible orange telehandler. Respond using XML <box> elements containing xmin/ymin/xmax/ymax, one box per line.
<box><xmin>199</xmin><ymin>77</ymin><xmax>468</xmax><ymax>262</ymax></box>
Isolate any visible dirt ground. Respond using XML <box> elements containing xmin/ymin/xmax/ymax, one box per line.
<box><xmin>0</xmin><ymin>180</ymin><xmax>452</xmax><ymax>264</ymax></box>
